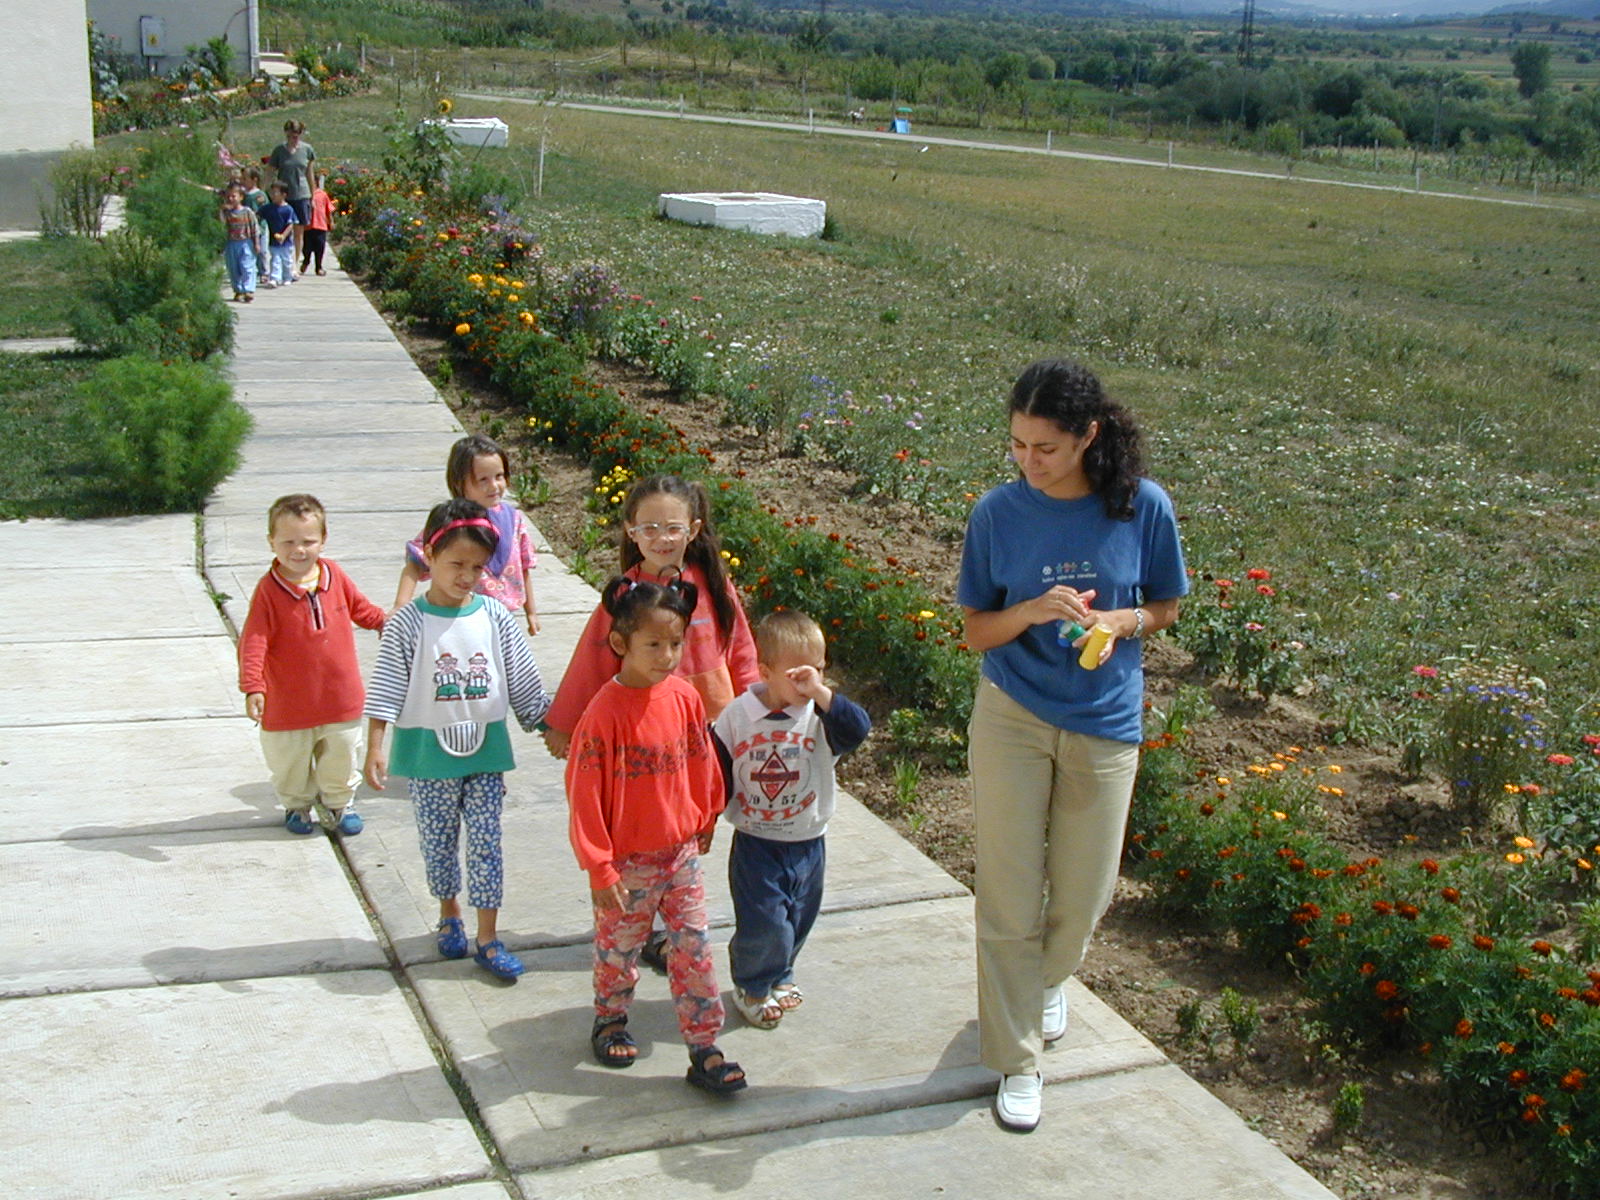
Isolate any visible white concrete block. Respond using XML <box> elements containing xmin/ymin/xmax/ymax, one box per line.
<box><xmin>2</xmin><ymin>973</ymin><xmax>492</xmax><ymax>1199</ymax></box>
<box><xmin>658</xmin><ymin>192</ymin><xmax>826</xmax><ymax>238</ymax></box>
<box><xmin>0</xmin><ymin>828</ymin><xmax>384</xmax><ymax>995</ymax></box>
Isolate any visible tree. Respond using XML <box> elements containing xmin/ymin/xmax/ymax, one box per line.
<box><xmin>1510</xmin><ymin>41</ymin><xmax>1551</xmax><ymax>99</ymax></box>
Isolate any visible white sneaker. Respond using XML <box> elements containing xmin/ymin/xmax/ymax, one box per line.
<box><xmin>1043</xmin><ymin>983</ymin><xmax>1068</xmax><ymax>1044</ymax></box>
<box><xmin>995</xmin><ymin>1072</ymin><xmax>1042</xmax><ymax>1132</ymax></box>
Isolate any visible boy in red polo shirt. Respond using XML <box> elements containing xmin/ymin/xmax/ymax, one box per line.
<box><xmin>240</xmin><ymin>494</ymin><xmax>386</xmax><ymax>835</ymax></box>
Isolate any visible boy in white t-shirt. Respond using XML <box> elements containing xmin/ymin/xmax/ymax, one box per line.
<box><xmin>711</xmin><ymin>610</ymin><xmax>870</xmax><ymax>1029</ymax></box>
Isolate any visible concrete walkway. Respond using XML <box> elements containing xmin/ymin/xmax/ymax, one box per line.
<box><xmin>0</xmin><ymin>256</ymin><xmax>1338</xmax><ymax>1199</ymax></box>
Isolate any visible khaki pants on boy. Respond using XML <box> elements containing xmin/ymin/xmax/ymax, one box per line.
<box><xmin>260</xmin><ymin>720</ymin><xmax>363</xmax><ymax>814</ymax></box>
<box><xmin>968</xmin><ymin>679</ymin><xmax>1139</xmax><ymax>1076</ymax></box>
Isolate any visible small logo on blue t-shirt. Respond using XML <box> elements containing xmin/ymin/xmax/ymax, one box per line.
<box><xmin>1041</xmin><ymin>560</ymin><xmax>1094</xmax><ymax>583</ymax></box>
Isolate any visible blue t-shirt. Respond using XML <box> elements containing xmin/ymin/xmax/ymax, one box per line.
<box><xmin>261</xmin><ymin>202</ymin><xmax>297</xmax><ymax>239</ymax></box>
<box><xmin>957</xmin><ymin>477</ymin><xmax>1188</xmax><ymax>744</ymax></box>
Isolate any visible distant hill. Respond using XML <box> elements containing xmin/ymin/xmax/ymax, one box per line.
<box><xmin>1485</xmin><ymin>0</ymin><xmax>1600</xmax><ymax>15</ymax></box>
<box><xmin>809</xmin><ymin>0</ymin><xmax>1510</xmax><ymax>20</ymax></box>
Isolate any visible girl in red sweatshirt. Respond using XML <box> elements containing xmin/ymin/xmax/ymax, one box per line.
<box><xmin>565</xmin><ymin>577</ymin><xmax>746</xmax><ymax>1095</ymax></box>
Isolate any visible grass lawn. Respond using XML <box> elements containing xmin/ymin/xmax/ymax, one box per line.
<box><xmin>226</xmin><ymin>91</ymin><xmax>1600</xmax><ymax>722</ymax></box>
<box><xmin>0</xmin><ymin>238</ymin><xmax>88</xmax><ymax>338</ymax></box>
<box><xmin>0</xmin><ymin>354</ymin><xmax>110</xmax><ymax>519</ymax></box>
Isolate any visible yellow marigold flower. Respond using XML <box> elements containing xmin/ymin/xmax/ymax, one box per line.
<box><xmin>1269</xmin><ymin>762</ymin><xmax>1285</xmax><ymax>772</ymax></box>
<box><xmin>454</xmin><ymin>322</ymin><xmax>471</xmax><ymax>336</ymax></box>
<box><xmin>1215</xmin><ymin>777</ymin><xmax>1231</xmax><ymax>786</ymax></box>
<box><xmin>1272</xmin><ymin>811</ymin><xmax>1288</xmax><ymax>821</ymax></box>
<box><xmin>1327</xmin><ymin>764</ymin><xmax>1343</xmax><ymax>773</ymax></box>
<box><xmin>1506</xmin><ymin>852</ymin><xmax>1526</xmax><ymax>865</ymax></box>
<box><xmin>1514</xmin><ymin>835</ymin><xmax>1536</xmax><ymax>849</ymax></box>
<box><xmin>1579</xmin><ymin>859</ymin><xmax>1593</xmax><ymax>871</ymax></box>
<box><xmin>519</xmin><ymin>311</ymin><xmax>535</xmax><ymax>326</ymax></box>
<box><xmin>728</xmin><ymin>556</ymin><xmax>741</xmax><ymax>568</ymax></box>
<box><xmin>918</xmin><ymin>610</ymin><xmax>936</xmax><ymax>620</ymax></box>
<box><xmin>468</xmin><ymin>273</ymin><xmax>484</xmax><ymax>286</ymax></box>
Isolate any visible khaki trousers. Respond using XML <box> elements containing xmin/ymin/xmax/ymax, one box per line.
<box><xmin>259</xmin><ymin>720</ymin><xmax>363</xmax><ymax>813</ymax></box>
<box><xmin>968</xmin><ymin>679</ymin><xmax>1139</xmax><ymax>1075</ymax></box>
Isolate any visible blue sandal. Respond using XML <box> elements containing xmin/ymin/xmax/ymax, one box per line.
<box><xmin>474</xmin><ymin>939</ymin><xmax>524</xmax><ymax>981</ymax></box>
<box><xmin>436</xmin><ymin>917</ymin><xmax>468</xmax><ymax>959</ymax></box>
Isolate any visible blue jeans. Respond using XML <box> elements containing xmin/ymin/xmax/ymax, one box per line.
<box><xmin>224</xmin><ymin>239</ymin><xmax>256</xmax><ymax>294</ymax></box>
<box><xmin>268</xmin><ymin>241</ymin><xmax>295</xmax><ymax>284</ymax></box>
<box><xmin>727</xmin><ymin>830</ymin><xmax>825</xmax><ymax>996</ymax></box>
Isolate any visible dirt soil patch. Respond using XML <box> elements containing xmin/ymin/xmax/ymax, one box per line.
<box><xmin>387</xmin><ymin>310</ymin><xmax>1547</xmax><ymax>1200</ymax></box>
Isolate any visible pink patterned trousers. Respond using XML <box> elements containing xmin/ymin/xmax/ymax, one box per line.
<box><xmin>592</xmin><ymin>839</ymin><xmax>725</xmax><ymax>1048</ymax></box>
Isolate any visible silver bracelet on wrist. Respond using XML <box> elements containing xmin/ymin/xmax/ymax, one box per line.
<box><xmin>1132</xmin><ymin>606</ymin><xmax>1146</xmax><ymax>639</ymax></box>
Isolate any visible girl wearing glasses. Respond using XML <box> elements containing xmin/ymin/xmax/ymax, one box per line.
<box><xmin>542</xmin><ymin>474</ymin><xmax>757</xmax><ymax>760</ymax></box>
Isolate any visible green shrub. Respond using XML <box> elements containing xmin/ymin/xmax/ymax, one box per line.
<box><xmin>77</xmin><ymin>356</ymin><xmax>250</xmax><ymax>512</ymax></box>
<box><xmin>72</xmin><ymin>228</ymin><xmax>233</xmax><ymax>361</ymax></box>
<box><xmin>40</xmin><ymin>146</ymin><xmax>125</xmax><ymax>237</ymax></box>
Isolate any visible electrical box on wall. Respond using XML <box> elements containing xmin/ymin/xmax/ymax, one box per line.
<box><xmin>139</xmin><ymin>15</ymin><xmax>165</xmax><ymax>57</ymax></box>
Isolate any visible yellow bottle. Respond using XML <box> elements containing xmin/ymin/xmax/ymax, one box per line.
<box><xmin>1078</xmin><ymin>624</ymin><xmax>1114</xmax><ymax>670</ymax></box>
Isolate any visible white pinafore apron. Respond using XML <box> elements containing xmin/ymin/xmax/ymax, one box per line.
<box><xmin>398</xmin><ymin>605</ymin><xmax>508</xmax><ymax>757</ymax></box>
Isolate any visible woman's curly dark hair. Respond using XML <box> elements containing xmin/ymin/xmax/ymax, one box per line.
<box><xmin>1009</xmin><ymin>358</ymin><xmax>1145</xmax><ymax>521</ymax></box>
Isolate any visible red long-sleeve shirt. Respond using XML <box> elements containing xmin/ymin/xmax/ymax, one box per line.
<box><xmin>239</xmin><ymin>559</ymin><xmax>385</xmax><ymax>731</ymax></box>
<box><xmin>566</xmin><ymin>676</ymin><xmax>725</xmax><ymax>890</ymax></box>
<box><xmin>545</xmin><ymin>562</ymin><xmax>757</xmax><ymax>735</ymax></box>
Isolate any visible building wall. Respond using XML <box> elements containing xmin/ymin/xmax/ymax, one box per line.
<box><xmin>0</xmin><ymin>0</ymin><xmax>94</xmax><ymax>155</ymax></box>
<box><xmin>89</xmin><ymin>0</ymin><xmax>257</xmax><ymax>79</ymax></box>
<box><xmin>0</xmin><ymin>0</ymin><xmax>94</xmax><ymax>228</ymax></box>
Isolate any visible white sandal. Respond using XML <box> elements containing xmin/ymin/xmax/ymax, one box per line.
<box><xmin>771</xmin><ymin>982</ymin><xmax>804</xmax><ymax>1011</ymax></box>
<box><xmin>732</xmin><ymin>987</ymin><xmax>783</xmax><ymax>1029</ymax></box>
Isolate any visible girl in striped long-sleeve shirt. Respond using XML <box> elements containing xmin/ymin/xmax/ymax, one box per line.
<box><xmin>364</xmin><ymin>499</ymin><xmax>550</xmax><ymax>981</ymax></box>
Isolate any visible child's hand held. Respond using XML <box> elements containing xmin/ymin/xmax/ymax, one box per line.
<box><xmin>592</xmin><ymin>881</ymin><xmax>626</xmax><ymax>911</ymax></box>
<box><xmin>245</xmin><ymin>692</ymin><xmax>265</xmax><ymax>723</ymax></box>
<box><xmin>363</xmin><ymin>749</ymin><xmax>387</xmax><ymax>791</ymax></box>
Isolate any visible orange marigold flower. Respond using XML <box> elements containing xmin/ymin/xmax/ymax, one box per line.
<box><xmin>1474</xmin><ymin>935</ymin><xmax>1496</xmax><ymax>951</ymax></box>
<box><xmin>1246</xmin><ymin>567</ymin><xmax>1271</xmax><ymax>580</ymax></box>
<box><xmin>1429</xmin><ymin>935</ymin><xmax>1453</xmax><ymax>950</ymax></box>
<box><xmin>1498</xmin><ymin>1041</ymin><xmax>1516</xmax><ymax>1055</ymax></box>
<box><xmin>1522</xmin><ymin>1107</ymin><xmax>1542</xmax><ymax>1124</ymax></box>
<box><xmin>1506</xmin><ymin>853</ymin><xmax>1526</xmax><ymax>865</ymax></box>
<box><xmin>1582</xmin><ymin>989</ymin><xmax>1600</xmax><ymax>1007</ymax></box>
<box><xmin>1557</xmin><ymin>987</ymin><xmax>1579</xmax><ymax>1000</ymax></box>
<box><xmin>1531</xmin><ymin>940</ymin><xmax>1555</xmax><ymax>956</ymax></box>
<box><xmin>1560</xmin><ymin>1069</ymin><xmax>1588</xmax><ymax>1093</ymax></box>
<box><xmin>1557</xmin><ymin>1124</ymin><xmax>1572</xmax><ymax>1137</ymax></box>
<box><xmin>1199</xmin><ymin>802</ymin><xmax>1216</xmax><ymax>816</ymax></box>
<box><xmin>1514</xmin><ymin>835</ymin><xmax>1537</xmax><ymax>849</ymax></box>
<box><xmin>1375</xmin><ymin>980</ymin><xmax>1400</xmax><ymax>1000</ymax></box>
<box><xmin>1334</xmin><ymin>912</ymin><xmax>1353</xmax><ymax>927</ymax></box>
<box><xmin>1440</xmin><ymin>887</ymin><xmax>1461</xmax><ymax>903</ymax></box>
<box><xmin>1515</xmin><ymin>966</ymin><xmax>1534</xmax><ymax>980</ymax></box>
<box><xmin>1359</xmin><ymin>962</ymin><xmax>1377</xmax><ymax>976</ymax></box>
<box><xmin>454</xmin><ymin>322</ymin><xmax>471</xmax><ymax>335</ymax></box>
<box><xmin>1455</xmin><ymin>1018</ymin><xmax>1474</xmax><ymax>1038</ymax></box>
<box><xmin>1373</xmin><ymin>900</ymin><xmax>1394</xmax><ymax>915</ymax></box>
<box><xmin>1540</xmin><ymin>1012</ymin><xmax>1557</xmax><ymax>1028</ymax></box>
<box><xmin>1398</xmin><ymin>903</ymin><xmax>1420</xmax><ymax>920</ymax></box>
<box><xmin>1524</xmin><ymin>1093</ymin><xmax>1547</xmax><ymax>1108</ymax></box>
<box><xmin>1509</xmin><ymin>1068</ymin><xmax>1530</xmax><ymax>1086</ymax></box>
<box><xmin>1419</xmin><ymin>859</ymin><xmax>1440</xmax><ymax>875</ymax></box>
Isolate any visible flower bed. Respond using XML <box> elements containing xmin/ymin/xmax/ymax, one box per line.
<box><xmin>328</xmin><ymin>165</ymin><xmax>977</xmax><ymax>728</ymax></box>
<box><xmin>1130</xmin><ymin>701</ymin><xmax>1600</xmax><ymax>1194</ymax></box>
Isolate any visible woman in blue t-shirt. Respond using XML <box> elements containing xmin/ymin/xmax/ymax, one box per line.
<box><xmin>957</xmin><ymin>359</ymin><xmax>1188</xmax><ymax>1133</ymax></box>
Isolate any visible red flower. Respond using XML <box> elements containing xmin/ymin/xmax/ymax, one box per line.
<box><xmin>1398</xmin><ymin>903</ymin><xmax>1420</xmax><ymax>920</ymax></box>
<box><xmin>1375</xmin><ymin>979</ymin><xmax>1400</xmax><ymax>1000</ymax></box>
<box><xmin>1429</xmin><ymin>935</ymin><xmax>1453</xmax><ymax>950</ymax></box>
<box><xmin>1412</xmin><ymin>664</ymin><xmax>1439</xmax><ymax>678</ymax></box>
<box><xmin>1246</xmin><ymin>567</ymin><xmax>1271</xmax><ymax>580</ymax></box>
<box><xmin>1440</xmin><ymin>887</ymin><xmax>1461</xmax><ymax>903</ymax></box>
<box><xmin>1547</xmin><ymin>753</ymin><xmax>1575</xmax><ymax>766</ymax></box>
<box><xmin>1256</xmin><ymin>584</ymin><xmax>1276</xmax><ymax>596</ymax></box>
<box><xmin>1540</xmin><ymin>1012</ymin><xmax>1556</xmax><ymax>1028</ymax></box>
<box><xmin>1455</xmin><ymin>1018</ymin><xmax>1474</xmax><ymax>1038</ymax></box>
<box><xmin>1419</xmin><ymin>859</ymin><xmax>1440</xmax><ymax>875</ymax></box>
<box><xmin>1214</xmin><ymin>578</ymin><xmax>1234</xmax><ymax>590</ymax></box>
<box><xmin>1582</xmin><ymin>734</ymin><xmax>1600</xmax><ymax>747</ymax></box>
<box><xmin>1531</xmin><ymin>940</ymin><xmax>1555</xmax><ymax>956</ymax></box>
<box><xmin>1359</xmin><ymin>962</ymin><xmax>1376</xmax><ymax>976</ymax></box>
<box><xmin>1372</xmin><ymin>900</ymin><xmax>1394</xmax><ymax>915</ymax></box>
<box><xmin>1334</xmin><ymin>912</ymin><xmax>1353</xmax><ymax>927</ymax></box>
<box><xmin>1498</xmin><ymin>1041</ymin><xmax>1516</xmax><ymax>1055</ymax></box>
<box><xmin>1509</xmin><ymin>1068</ymin><xmax>1530</xmax><ymax>1086</ymax></box>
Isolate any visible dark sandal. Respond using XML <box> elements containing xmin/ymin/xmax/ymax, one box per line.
<box><xmin>638</xmin><ymin>929</ymin><xmax>669</xmax><ymax>975</ymax></box>
<box><xmin>591</xmin><ymin>1016</ymin><xmax>637</xmax><ymax>1068</ymax></box>
<box><xmin>686</xmin><ymin>1044</ymin><xmax>747</xmax><ymax>1095</ymax></box>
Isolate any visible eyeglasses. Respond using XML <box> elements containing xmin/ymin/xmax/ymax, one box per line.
<box><xmin>627</xmin><ymin>522</ymin><xmax>694</xmax><ymax>540</ymax></box>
